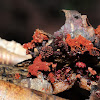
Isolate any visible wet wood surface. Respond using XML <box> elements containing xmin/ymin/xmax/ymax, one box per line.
<box><xmin>0</xmin><ymin>80</ymin><xmax>67</xmax><ymax>100</ymax></box>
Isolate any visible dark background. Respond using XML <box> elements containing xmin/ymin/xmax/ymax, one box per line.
<box><xmin>0</xmin><ymin>0</ymin><xmax>100</xmax><ymax>44</ymax></box>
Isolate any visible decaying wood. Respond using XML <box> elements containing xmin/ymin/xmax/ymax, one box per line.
<box><xmin>0</xmin><ymin>64</ymin><xmax>76</xmax><ymax>95</ymax></box>
<box><xmin>79</xmin><ymin>78</ymin><xmax>98</xmax><ymax>91</ymax></box>
<box><xmin>89</xmin><ymin>80</ymin><xmax>100</xmax><ymax>100</ymax></box>
<box><xmin>0</xmin><ymin>46</ymin><xmax>32</xmax><ymax>65</ymax></box>
<box><xmin>53</xmin><ymin>73</ymin><xmax>76</xmax><ymax>94</ymax></box>
<box><xmin>0</xmin><ymin>80</ymin><xmax>67</xmax><ymax>100</ymax></box>
<box><xmin>0</xmin><ymin>64</ymin><xmax>54</xmax><ymax>94</ymax></box>
<box><xmin>0</xmin><ymin>64</ymin><xmax>28</xmax><ymax>84</ymax></box>
<box><xmin>20</xmin><ymin>77</ymin><xmax>53</xmax><ymax>94</ymax></box>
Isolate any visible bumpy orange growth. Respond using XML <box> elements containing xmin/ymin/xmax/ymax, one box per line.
<box><xmin>32</xmin><ymin>29</ymin><xmax>49</xmax><ymax>43</ymax></box>
<box><xmin>94</xmin><ymin>25</ymin><xmax>100</xmax><ymax>41</ymax></box>
<box><xmin>94</xmin><ymin>25</ymin><xmax>100</xmax><ymax>36</ymax></box>
<box><xmin>23</xmin><ymin>42</ymin><xmax>35</xmax><ymax>50</ymax></box>
<box><xmin>48</xmin><ymin>72</ymin><xmax>55</xmax><ymax>83</ymax></box>
<box><xmin>23</xmin><ymin>29</ymin><xmax>49</xmax><ymax>54</ymax></box>
<box><xmin>15</xmin><ymin>73</ymin><xmax>20</xmax><ymax>79</ymax></box>
<box><xmin>28</xmin><ymin>54</ymin><xmax>53</xmax><ymax>76</ymax></box>
<box><xmin>76</xmin><ymin>62</ymin><xmax>86</xmax><ymax>68</ymax></box>
<box><xmin>88</xmin><ymin>67</ymin><xmax>97</xmax><ymax>75</ymax></box>
<box><xmin>65</xmin><ymin>34</ymin><xmax>98</xmax><ymax>55</ymax></box>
